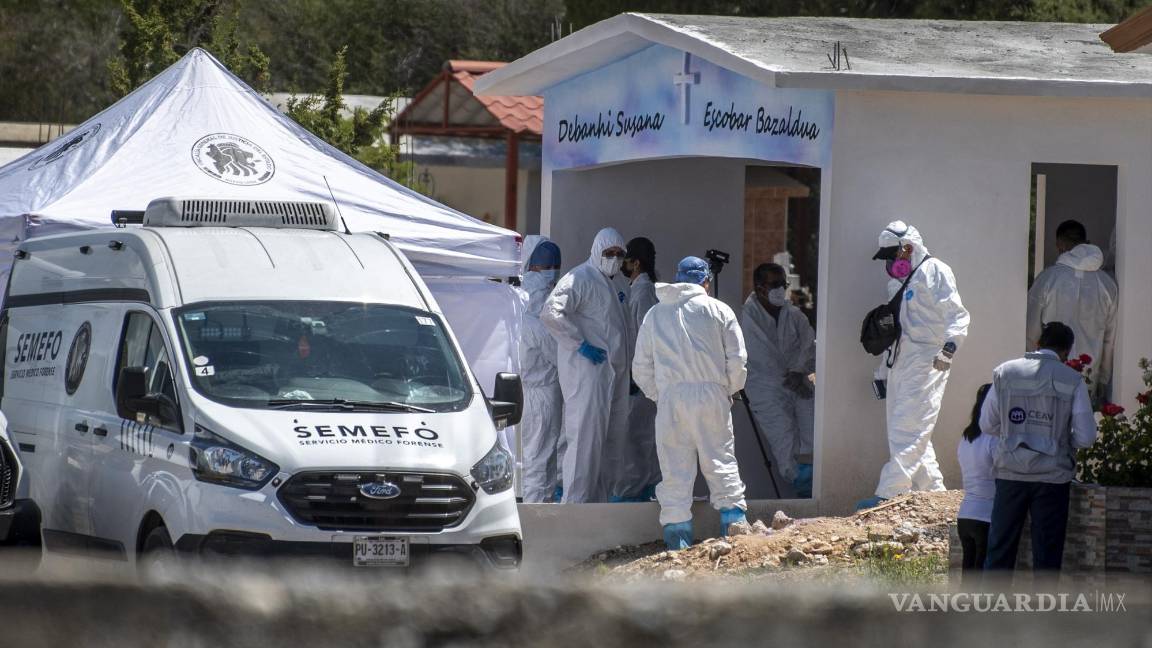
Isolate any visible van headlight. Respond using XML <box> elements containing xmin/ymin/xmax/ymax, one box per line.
<box><xmin>190</xmin><ymin>425</ymin><xmax>278</xmax><ymax>490</ymax></box>
<box><xmin>470</xmin><ymin>442</ymin><xmax>513</xmax><ymax>495</ymax></box>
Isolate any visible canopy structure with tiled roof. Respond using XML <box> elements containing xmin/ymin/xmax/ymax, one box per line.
<box><xmin>393</xmin><ymin>61</ymin><xmax>542</xmax><ymax>229</ymax></box>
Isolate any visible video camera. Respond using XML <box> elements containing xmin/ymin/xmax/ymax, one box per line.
<box><xmin>705</xmin><ymin>249</ymin><xmax>730</xmax><ymax>276</ymax></box>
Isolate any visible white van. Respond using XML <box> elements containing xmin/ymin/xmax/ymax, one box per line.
<box><xmin>1</xmin><ymin>411</ymin><xmax>39</xmax><ymax>551</ymax></box>
<box><xmin>1</xmin><ymin>198</ymin><xmax>523</xmax><ymax>570</ymax></box>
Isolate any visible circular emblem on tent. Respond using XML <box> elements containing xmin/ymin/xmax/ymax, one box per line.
<box><xmin>191</xmin><ymin>133</ymin><xmax>275</xmax><ymax>185</ymax></box>
<box><xmin>29</xmin><ymin>123</ymin><xmax>102</xmax><ymax>170</ymax></box>
<box><xmin>64</xmin><ymin>321</ymin><xmax>92</xmax><ymax>396</ymax></box>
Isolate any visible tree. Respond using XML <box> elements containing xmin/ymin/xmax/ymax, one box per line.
<box><xmin>286</xmin><ymin>46</ymin><xmax>427</xmax><ymax>193</ymax></box>
<box><xmin>0</xmin><ymin>0</ymin><xmax>122</xmax><ymax>123</ymax></box>
<box><xmin>108</xmin><ymin>0</ymin><xmax>269</xmax><ymax>95</ymax></box>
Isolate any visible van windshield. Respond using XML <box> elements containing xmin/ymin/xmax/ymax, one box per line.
<box><xmin>173</xmin><ymin>301</ymin><xmax>471</xmax><ymax>412</ymax></box>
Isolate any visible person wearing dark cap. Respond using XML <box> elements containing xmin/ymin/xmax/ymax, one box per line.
<box><xmin>614</xmin><ymin>237</ymin><xmax>661</xmax><ymax>501</ymax></box>
<box><xmin>858</xmin><ymin>221</ymin><xmax>970</xmax><ymax>510</ymax></box>
<box><xmin>981</xmin><ymin>322</ymin><xmax>1097</xmax><ymax>574</ymax></box>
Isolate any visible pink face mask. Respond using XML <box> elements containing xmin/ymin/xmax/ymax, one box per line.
<box><xmin>886</xmin><ymin>258</ymin><xmax>912</xmax><ymax>279</ymax></box>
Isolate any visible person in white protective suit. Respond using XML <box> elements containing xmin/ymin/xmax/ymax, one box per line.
<box><xmin>633</xmin><ymin>256</ymin><xmax>749</xmax><ymax>549</ymax></box>
<box><xmin>518</xmin><ymin>236</ymin><xmax>565</xmax><ymax>502</ymax></box>
<box><xmin>541</xmin><ymin>227</ymin><xmax>631</xmax><ymax>503</ymax></box>
<box><xmin>858</xmin><ymin>221</ymin><xmax>970</xmax><ymax>510</ymax></box>
<box><xmin>741</xmin><ymin>262</ymin><xmax>816</xmax><ymax>498</ymax></box>
<box><xmin>1026</xmin><ymin>219</ymin><xmax>1117</xmax><ymax>403</ymax></box>
<box><xmin>614</xmin><ymin>236</ymin><xmax>661</xmax><ymax>501</ymax></box>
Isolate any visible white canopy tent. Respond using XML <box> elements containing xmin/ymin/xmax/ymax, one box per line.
<box><xmin>0</xmin><ymin>48</ymin><xmax>523</xmax><ymax>392</ymax></box>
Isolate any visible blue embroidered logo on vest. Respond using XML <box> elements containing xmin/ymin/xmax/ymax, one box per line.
<box><xmin>1009</xmin><ymin>407</ymin><xmax>1026</xmax><ymax>424</ymax></box>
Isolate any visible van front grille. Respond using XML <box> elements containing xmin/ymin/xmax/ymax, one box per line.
<box><xmin>0</xmin><ymin>442</ymin><xmax>16</xmax><ymax>508</ymax></box>
<box><xmin>277</xmin><ymin>471</ymin><xmax>475</xmax><ymax>532</ymax></box>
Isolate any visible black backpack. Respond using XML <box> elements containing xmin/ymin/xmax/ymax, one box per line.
<box><xmin>860</xmin><ymin>257</ymin><xmax>930</xmax><ymax>357</ymax></box>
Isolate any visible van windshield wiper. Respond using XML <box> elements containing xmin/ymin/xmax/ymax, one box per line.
<box><xmin>266</xmin><ymin>398</ymin><xmax>434</xmax><ymax>413</ymax></box>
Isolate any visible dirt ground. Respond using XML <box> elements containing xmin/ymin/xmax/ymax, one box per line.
<box><xmin>577</xmin><ymin>490</ymin><xmax>963</xmax><ymax>582</ymax></box>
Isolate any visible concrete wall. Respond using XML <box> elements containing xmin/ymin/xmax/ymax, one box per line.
<box><xmin>549</xmin><ymin>157</ymin><xmax>748</xmax><ymax>303</ymax></box>
<box><xmin>425</xmin><ymin>165</ymin><xmax>540</xmax><ymax>234</ymax></box>
<box><xmin>820</xmin><ymin>91</ymin><xmax>1152</xmax><ymax>515</ymax></box>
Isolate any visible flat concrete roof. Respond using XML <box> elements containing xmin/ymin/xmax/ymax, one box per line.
<box><xmin>477</xmin><ymin>13</ymin><xmax>1152</xmax><ymax>98</ymax></box>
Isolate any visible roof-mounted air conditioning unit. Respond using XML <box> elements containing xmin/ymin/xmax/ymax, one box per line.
<box><xmin>140</xmin><ymin>197</ymin><xmax>339</xmax><ymax>231</ymax></box>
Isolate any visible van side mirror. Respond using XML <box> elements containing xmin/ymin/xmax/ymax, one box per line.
<box><xmin>490</xmin><ymin>373</ymin><xmax>523</xmax><ymax>430</ymax></box>
<box><xmin>116</xmin><ymin>366</ymin><xmax>179</xmax><ymax>427</ymax></box>
<box><xmin>116</xmin><ymin>366</ymin><xmax>149</xmax><ymax>419</ymax></box>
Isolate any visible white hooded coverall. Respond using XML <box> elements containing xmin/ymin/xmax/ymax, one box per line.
<box><xmin>518</xmin><ymin>236</ymin><xmax>564</xmax><ymax>502</ymax></box>
<box><xmin>541</xmin><ymin>228</ymin><xmax>631</xmax><ymax>503</ymax></box>
<box><xmin>876</xmin><ymin>224</ymin><xmax>970</xmax><ymax>500</ymax></box>
<box><xmin>1026</xmin><ymin>243</ymin><xmax>1117</xmax><ymax>401</ymax></box>
<box><xmin>633</xmin><ymin>282</ymin><xmax>748</xmax><ymax>525</ymax></box>
<box><xmin>619</xmin><ymin>271</ymin><xmax>660</xmax><ymax>498</ymax></box>
<box><xmin>741</xmin><ymin>295</ymin><xmax>816</xmax><ymax>482</ymax></box>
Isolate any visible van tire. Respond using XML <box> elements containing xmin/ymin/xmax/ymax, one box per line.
<box><xmin>139</xmin><ymin>525</ymin><xmax>178</xmax><ymax>581</ymax></box>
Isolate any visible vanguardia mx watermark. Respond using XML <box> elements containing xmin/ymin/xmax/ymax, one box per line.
<box><xmin>890</xmin><ymin>591</ymin><xmax>1127</xmax><ymax>613</ymax></box>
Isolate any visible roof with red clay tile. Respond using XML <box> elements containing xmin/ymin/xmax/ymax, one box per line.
<box><xmin>394</xmin><ymin>61</ymin><xmax>542</xmax><ymax>137</ymax></box>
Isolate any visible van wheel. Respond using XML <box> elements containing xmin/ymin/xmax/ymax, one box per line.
<box><xmin>140</xmin><ymin>525</ymin><xmax>178</xmax><ymax>581</ymax></box>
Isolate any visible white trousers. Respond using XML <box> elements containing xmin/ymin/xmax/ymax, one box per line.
<box><xmin>875</xmin><ymin>342</ymin><xmax>948</xmax><ymax>499</ymax></box>
<box><xmin>520</xmin><ymin>383</ymin><xmax>563</xmax><ymax>502</ymax></box>
<box><xmin>655</xmin><ymin>383</ymin><xmax>747</xmax><ymax>526</ymax></box>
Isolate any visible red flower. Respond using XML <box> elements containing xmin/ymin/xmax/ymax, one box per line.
<box><xmin>1079</xmin><ymin>353</ymin><xmax>1093</xmax><ymax>365</ymax></box>
<box><xmin>1101</xmin><ymin>402</ymin><xmax>1125</xmax><ymax>417</ymax></box>
<box><xmin>1066</xmin><ymin>358</ymin><xmax>1084</xmax><ymax>372</ymax></box>
<box><xmin>1137</xmin><ymin>392</ymin><xmax>1150</xmax><ymax>406</ymax></box>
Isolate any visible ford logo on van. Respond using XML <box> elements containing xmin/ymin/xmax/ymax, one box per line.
<box><xmin>360</xmin><ymin>481</ymin><xmax>402</xmax><ymax>500</ymax></box>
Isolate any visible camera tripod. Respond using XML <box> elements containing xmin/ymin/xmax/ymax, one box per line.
<box><xmin>705</xmin><ymin>248</ymin><xmax>783</xmax><ymax>499</ymax></box>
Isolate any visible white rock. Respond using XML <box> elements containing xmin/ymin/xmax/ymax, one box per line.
<box><xmin>709</xmin><ymin>541</ymin><xmax>733</xmax><ymax>560</ymax></box>
<box><xmin>771</xmin><ymin>510</ymin><xmax>793</xmax><ymax>530</ymax></box>
<box><xmin>783</xmin><ymin>549</ymin><xmax>809</xmax><ymax>565</ymax></box>
<box><xmin>894</xmin><ymin>524</ymin><xmax>921</xmax><ymax>544</ymax></box>
<box><xmin>663</xmin><ymin>569</ymin><xmax>687</xmax><ymax>581</ymax></box>
<box><xmin>727</xmin><ymin>520</ymin><xmax>754</xmax><ymax>537</ymax></box>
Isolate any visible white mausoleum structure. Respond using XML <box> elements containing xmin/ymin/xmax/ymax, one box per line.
<box><xmin>479</xmin><ymin>14</ymin><xmax>1152</xmax><ymax>516</ymax></box>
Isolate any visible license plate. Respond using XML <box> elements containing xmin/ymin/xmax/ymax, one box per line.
<box><xmin>353</xmin><ymin>536</ymin><xmax>409</xmax><ymax>567</ymax></box>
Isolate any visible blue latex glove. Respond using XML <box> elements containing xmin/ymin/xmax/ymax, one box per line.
<box><xmin>578</xmin><ymin>340</ymin><xmax>607</xmax><ymax>365</ymax></box>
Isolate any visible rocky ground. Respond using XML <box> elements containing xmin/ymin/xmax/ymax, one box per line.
<box><xmin>578</xmin><ymin>490</ymin><xmax>963</xmax><ymax>583</ymax></box>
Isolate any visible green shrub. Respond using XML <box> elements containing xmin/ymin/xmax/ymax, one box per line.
<box><xmin>1077</xmin><ymin>358</ymin><xmax>1152</xmax><ymax>488</ymax></box>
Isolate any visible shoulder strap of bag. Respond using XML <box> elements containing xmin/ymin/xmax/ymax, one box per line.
<box><xmin>884</xmin><ymin>255</ymin><xmax>932</xmax><ymax>368</ymax></box>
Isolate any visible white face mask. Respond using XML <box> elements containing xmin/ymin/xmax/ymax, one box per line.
<box><xmin>599</xmin><ymin>256</ymin><xmax>622</xmax><ymax>277</ymax></box>
<box><xmin>767</xmin><ymin>287</ymin><xmax>789</xmax><ymax>307</ymax></box>
<box><xmin>523</xmin><ymin>270</ymin><xmax>555</xmax><ymax>295</ymax></box>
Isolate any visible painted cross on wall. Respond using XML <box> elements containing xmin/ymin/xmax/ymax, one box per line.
<box><xmin>673</xmin><ymin>52</ymin><xmax>700</xmax><ymax>124</ymax></box>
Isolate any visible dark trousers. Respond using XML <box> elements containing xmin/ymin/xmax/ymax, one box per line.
<box><xmin>984</xmin><ymin>479</ymin><xmax>1071</xmax><ymax>572</ymax></box>
<box><xmin>957</xmin><ymin>517</ymin><xmax>990</xmax><ymax>582</ymax></box>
